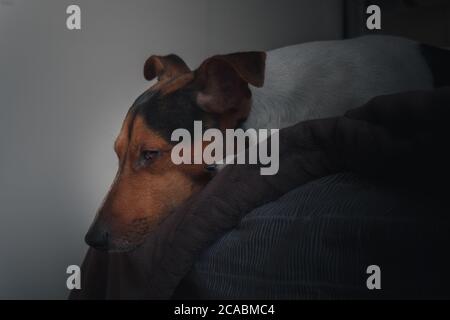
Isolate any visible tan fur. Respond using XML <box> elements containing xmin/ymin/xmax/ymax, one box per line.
<box><xmin>96</xmin><ymin>115</ymin><xmax>210</xmax><ymax>250</ymax></box>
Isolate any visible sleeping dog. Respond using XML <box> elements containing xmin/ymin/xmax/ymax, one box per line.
<box><xmin>85</xmin><ymin>35</ymin><xmax>450</xmax><ymax>252</ymax></box>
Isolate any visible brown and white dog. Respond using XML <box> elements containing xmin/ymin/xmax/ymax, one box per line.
<box><xmin>85</xmin><ymin>35</ymin><xmax>449</xmax><ymax>252</ymax></box>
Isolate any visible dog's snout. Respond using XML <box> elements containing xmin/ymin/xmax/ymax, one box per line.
<box><xmin>85</xmin><ymin>224</ymin><xmax>110</xmax><ymax>250</ymax></box>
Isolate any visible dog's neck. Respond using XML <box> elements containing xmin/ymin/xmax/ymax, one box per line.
<box><xmin>244</xmin><ymin>85</ymin><xmax>306</xmax><ymax>131</ymax></box>
<box><xmin>243</xmin><ymin>50</ymin><xmax>309</xmax><ymax>131</ymax></box>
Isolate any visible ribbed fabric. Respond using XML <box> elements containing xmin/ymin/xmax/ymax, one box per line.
<box><xmin>180</xmin><ymin>173</ymin><xmax>450</xmax><ymax>299</ymax></box>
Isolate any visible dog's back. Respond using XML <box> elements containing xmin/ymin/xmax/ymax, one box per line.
<box><xmin>245</xmin><ymin>35</ymin><xmax>449</xmax><ymax>130</ymax></box>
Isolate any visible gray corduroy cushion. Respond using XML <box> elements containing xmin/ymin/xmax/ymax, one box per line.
<box><xmin>179</xmin><ymin>173</ymin><xmax>450</xmax><ymax>299</ymax></box>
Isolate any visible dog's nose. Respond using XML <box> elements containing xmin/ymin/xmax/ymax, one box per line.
<box><xmin>85</xmin><ymin>224</ymin><xmax>110</xmax><ymax>250</ymax></box>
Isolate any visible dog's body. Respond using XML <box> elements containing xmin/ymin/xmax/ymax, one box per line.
<box><xmin>246</xmin><ymin>35</ymin><xmax>435</xmax><ymax>130</ymax></box>
<box><xmin>85</xmin><ymin>35</ymin><xmax>450</xmax><ymax>251</ymax></box>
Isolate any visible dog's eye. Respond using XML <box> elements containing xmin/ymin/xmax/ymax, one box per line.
<box><xmin>139</xmin><ymin>149</ymin><xmax>160</xmax><ymax>166</ymax></box>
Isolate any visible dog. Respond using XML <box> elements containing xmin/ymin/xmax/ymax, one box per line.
<box><xmin>85</xmin><ymin>35</ymin><xmax>450</xmax><ymax>252</ymax></box>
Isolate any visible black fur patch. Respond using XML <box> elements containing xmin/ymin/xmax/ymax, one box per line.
<box><xmin>420</xmin><ymin>44</ymin><xmax>450</xmax><ymax>88</ymax></box>
<box><xmin>132</xmin><ymin>89</ymin><xmax>216</xmax><ymax>143</ymax></box>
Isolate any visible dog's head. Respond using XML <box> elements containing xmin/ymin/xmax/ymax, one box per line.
<box><xmin>85</xmin><ymin>52</ymin><xmax>266</xmax><ymax>252</ymax></box>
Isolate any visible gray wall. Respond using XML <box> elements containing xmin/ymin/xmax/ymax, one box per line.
<box><xmin>0</xmin><ymin>0</ymin><xmax>342</xmax><ymax>299</ymax></box>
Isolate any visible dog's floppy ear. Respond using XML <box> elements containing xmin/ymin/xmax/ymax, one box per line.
<box><xmin>144</xmin><ymin>54</ymin><xmax>191</xmax><ymax>82</ymax></box>
<box><xmin>194</xmin><ymin>52</ymin><xmax>266</xmax><ymax>115</ymax></box>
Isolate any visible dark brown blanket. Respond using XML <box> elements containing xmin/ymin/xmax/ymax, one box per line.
<box><xmin>70</xmin><ymin>87</ymin><xmax>450</xmax><ymax>299</ymax></box>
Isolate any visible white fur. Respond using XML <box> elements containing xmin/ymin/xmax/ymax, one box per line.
<box><xmin>244</xmin><ymin>35</ymin><xmax>434</xmax><ymax>130</ymax></box>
